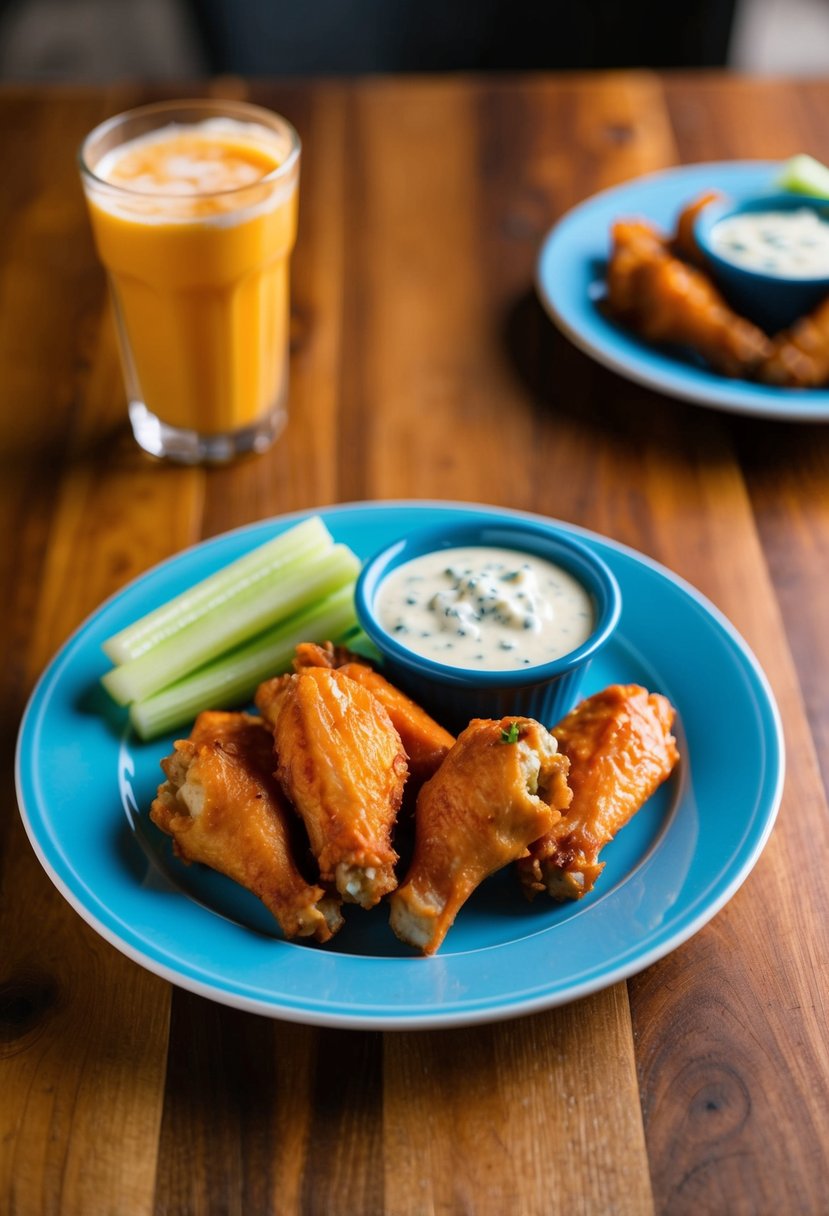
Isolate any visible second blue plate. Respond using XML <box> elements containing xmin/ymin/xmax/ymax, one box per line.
<box><xmin>537</xmin><ymin>160</ymin><xmax>829</xmax><ymax>420</ymax></box>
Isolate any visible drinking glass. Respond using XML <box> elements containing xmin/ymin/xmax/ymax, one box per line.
<box><xmin>80</xmin><ymin>99</ymin><xmax>300</xmax><ymax>463</ymax></box>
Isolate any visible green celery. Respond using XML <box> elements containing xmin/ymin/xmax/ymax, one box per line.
<box><xmin>103</xmin><ymin>544</ymin><xmax>360</xmax><ymax>706</ymax></box>
<box><xmin>338</xmin><ymin>629</ymin><xmax>383</xmax><ymax>664</ymax></box>
<box><xmin>778</xmin><ymin>153</ymin><xmax>829</xmax><ymax>199</ymax></box>
<box><xmin>129</xmin><ymin>583</ymin><xmax>359</xmax><ymax>740</ymax></box>
<box><xmin>103</xmin><ymin>515</ymin><xmax>333</xmax><ymax>664</ymax></box>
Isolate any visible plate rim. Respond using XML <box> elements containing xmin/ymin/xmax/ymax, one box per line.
<box><xmin>535</xmin><ymin>158</ymin><xmax>829</xmax><ymax>421</ymax></box>
<box><xmin>15</xmin><ymin>499</ymin><xmax>786</xmax><ymax>1029</ymax></box>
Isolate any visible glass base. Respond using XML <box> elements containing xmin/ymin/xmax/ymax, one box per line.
<box><xmin>129</xmin><ymin>400</ymin><xmax>286</xmax><ymax>464</ymax></box>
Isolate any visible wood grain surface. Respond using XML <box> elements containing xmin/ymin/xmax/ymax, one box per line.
<box><xmin>1</xmin><ymin>75</ymin><xmax>827</xmax><ymax>1216</ymax></box>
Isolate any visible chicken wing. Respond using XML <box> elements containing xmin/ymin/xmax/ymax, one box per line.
<box><xmin>292</xmin><ymin>642</ymin><xmax>455</xmax><ymax>784</ymax></box>
<box><xmin>759</xmin><ymin>292</ymin><xmax>829</xmax><ymax>387</ymax></box>
<box><xmin>150</xmin><ymin>711</ymin><xmax>342</xmax><ymax>942</ymax></box>
<box><xmin>518</xmin><ymin>685</ymin><xmax>679</xmax><ymax>901</ymax></box>
<box><xmin>670</xmin><ymin>190</ymin><xmax>722</xmax><ymax>266</ymax></box>
<box><xmin>389</xmin><ymin>717</ymin><xmax>572</xmax><ymax>955</ymax></box>
<box><xmin>606</xmin><ymin>218</ymin><xmax>772</xmax><ymax>377</ymax></box>
<box><xmin>255</xmin><ymin>666</ymin><xmax>407</xmax><ymax>908</ymax></box>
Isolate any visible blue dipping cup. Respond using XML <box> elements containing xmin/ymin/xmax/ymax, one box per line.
<box><xmin>694</xmin><ymin>192</ymin><xmax>829</xmax><ymax>333</ymax></box>
<box><xmin>354</xmin><ymin>518</ymin><xmax>621</xmax><ymax>734</ymax></box>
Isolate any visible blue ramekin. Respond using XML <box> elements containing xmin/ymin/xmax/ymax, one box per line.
<box><xmin>354</xmin><ymin>518</ymin><xmax>622</xmax><ymax>734</ymax></box>
<box><xmin>694</xmin><ymin>191</ymin><xmax>829</xmax><ymax>333</ymax></box>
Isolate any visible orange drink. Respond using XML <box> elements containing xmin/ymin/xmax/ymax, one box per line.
<box><xmin>80</xmin><ymin>101</ymin><xmax>300</xmax><ymax>462</ymax></box>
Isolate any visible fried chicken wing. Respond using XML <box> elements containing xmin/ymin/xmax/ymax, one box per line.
<box><xmin>150</xmin><ymin>711</ymin><xmax>342</xmax><ymax>942</ymax></box>
<box><xmin>293</xmin><ymin>640</ymin><xmax>358</xmax><ymax>670</ymax></box>
<box><xmin>606</xmin><ymin>218</ymin><xmax>772</xmax><ymax>377</ymax></box>
<box><xmin>759</xmin><ymin>292</ymin><xmax>829</xmax><ymax>387</ymax></box>
<box><xmin>293</xmin><ymin>642</ymin><xmax>455</xmax><ymax>784</ymax></box>
<box><xmin>389</xmin><ymin>717</ymin><xmax>572</xmax><ymax>955</ymax></box>
<box><xmin>518</xmin><ymin>685</ymin><xmax>679</xmax><ymax>901</ymax></box>
<box><xmin>670</xmin><ymin>190</ymin><xmax>722</xmax><ymax>266</ymax></box>
<box><xmin>255</xmin><ymin>667</ymin><xmax>407</xmax><ymax>908</ymax></box>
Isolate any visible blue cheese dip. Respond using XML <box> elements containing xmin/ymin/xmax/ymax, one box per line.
<box><xmin>710</xmin><ymin>207</ymin><xmax>829</xmax><ymax>278</ymax></box>
<box><xmin>375</xmin><ymin>545</ymin><xmax>594</xmax><ymax>671</ymax></box>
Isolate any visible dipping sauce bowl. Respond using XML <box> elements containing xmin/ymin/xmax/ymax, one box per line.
<box><xmin>354</xmin><ymin>518</ymin><xmax>621</xmax><ymax>733</ymax></box>
<box><xmin>694</xmin><ymin>192</ymin><xmax>829</xmax><ymax>333</ymax></box>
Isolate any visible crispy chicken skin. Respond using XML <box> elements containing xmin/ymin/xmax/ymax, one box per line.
<box><xmin>389</xmin><ymin>717</ymin><xmax>572</xmax><ymax>955</ymax></box>
<box><xmin>150</xmin><ymin>711</ymin><xmax>342</xmax><ymax>942</ymax></box>
<box><xmin>292</xmin><ymin>640</ymin><xmax>357</xmax><ymax>670</ymax></box>
<box><xmin>606</xmin><ymin>218</ymin><xmax>772</xmax><ymax>377</ymax></box>
<box><xmin>255</xmin><ymin>667</ymin><xmax>407</xmax><ymax>908</ymax></box>
<box><xmin>518</xmin><ymin>685</ymin><xmax>679</xmax><ymax>902</ymax></box>
<box><xmin>292</xmin><ymin>642</ymin><xmax>455</xmax><ymax>784</ymax></box>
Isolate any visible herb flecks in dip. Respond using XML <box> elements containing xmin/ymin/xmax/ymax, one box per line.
<box><xmin>376</xmin><ymin>546</ymin><xmax>594</xmax><ymax>670</ymax></box>
<box><xmin>710</xmin><ymin>207</ymin><xmax>829</xmax><ymax>278</ymax></box>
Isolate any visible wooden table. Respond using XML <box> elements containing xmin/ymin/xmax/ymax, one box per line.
<box><xmin>2</xmin><ymin>74</ymin><xmax>828</xmax><ymax>1215</ymax></box>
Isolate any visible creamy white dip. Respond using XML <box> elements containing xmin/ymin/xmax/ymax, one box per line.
<box><xmin>710</xmin><ymin>208</ymin><xmax>829</xmax><ymax>278</ymax></box>
<box><xmin>375</xmin><ymin>545</ymin><xmax>594</xmax><ymax>671</ymax></box>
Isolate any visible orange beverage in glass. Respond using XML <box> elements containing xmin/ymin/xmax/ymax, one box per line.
<box><xmin>79</xmin><ymin>100</ymin><xmax>300</xmax><ymax>463</ymax></box>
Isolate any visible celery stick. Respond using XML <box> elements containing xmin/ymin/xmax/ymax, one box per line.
<box><xmin>339</xmin><ymin>629</ymin><xmax>384</xmax><ymax>664</ymax></box>
<box><xmin>129</xmin><ymin>583</ymin><xmax>359</xmax><ymax>740</ymax></box>
<box><xmin>103</xmin><ymin>515</ymin><xmax>333</xmax><ymax>664</ymax></box>
<box><xmin>778</xmin><ymin>153</ymin><xmax>829</xmax><ymax>199</ymax></box>
<box><xmin>103</xmin><ymin>544</ymin><xmax>360</xmax><ymax>706</ymax></box>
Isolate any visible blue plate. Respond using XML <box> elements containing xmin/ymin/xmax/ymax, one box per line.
<box><xmin>536</xmin><ymin>160</ymin><xmax>829</xmax><ymax>421</ymax></box>
<box><xmin>15</xmin><ymin>502</ymin><xmax>784</xmax><ymax>1029</ymax></box>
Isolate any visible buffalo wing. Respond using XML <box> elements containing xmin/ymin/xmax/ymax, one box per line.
<box><xmin>292</xmin><ymin>642</ymin><xmax>455</xmax><ymax>784</ymax></box>
<box><xmin>255</xmin><ymin>666</ymin><xmax>407</xmax><ymax>908</ymax></box>
<box><xmin>150</xmin><ymin>711</ymin><xmax>342</xmax><ymax>942</ymax></box>
<box><xmin>518</xmin><ymin>684</ymin><xmax>679</xmax><ymax>901</ymax></box>
<box><xmin>759</xmin><ymin>293</ymin><xmax>829</xmax><ymax>387</ymax></box>
<box><xmin>389</xmin><ymin>717</ymin><xmax>571</xmax><ymax>955</ymax></box>
<box><xmin>606</xmin><ymin>218</ymin><xmax>772</xmax><ymax>377</ymax></box>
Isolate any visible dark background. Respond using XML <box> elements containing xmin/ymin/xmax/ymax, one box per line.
<box><xmin>0</xmin><ymin>0</ymin><xmax>827</xmax><ymax>80</ymax></box>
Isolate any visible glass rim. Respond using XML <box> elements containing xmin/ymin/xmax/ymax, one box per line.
<box><xmin>78</xmin><ymin>97</ymin><xmax>301</xmax><ymax>203</ymax></box>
